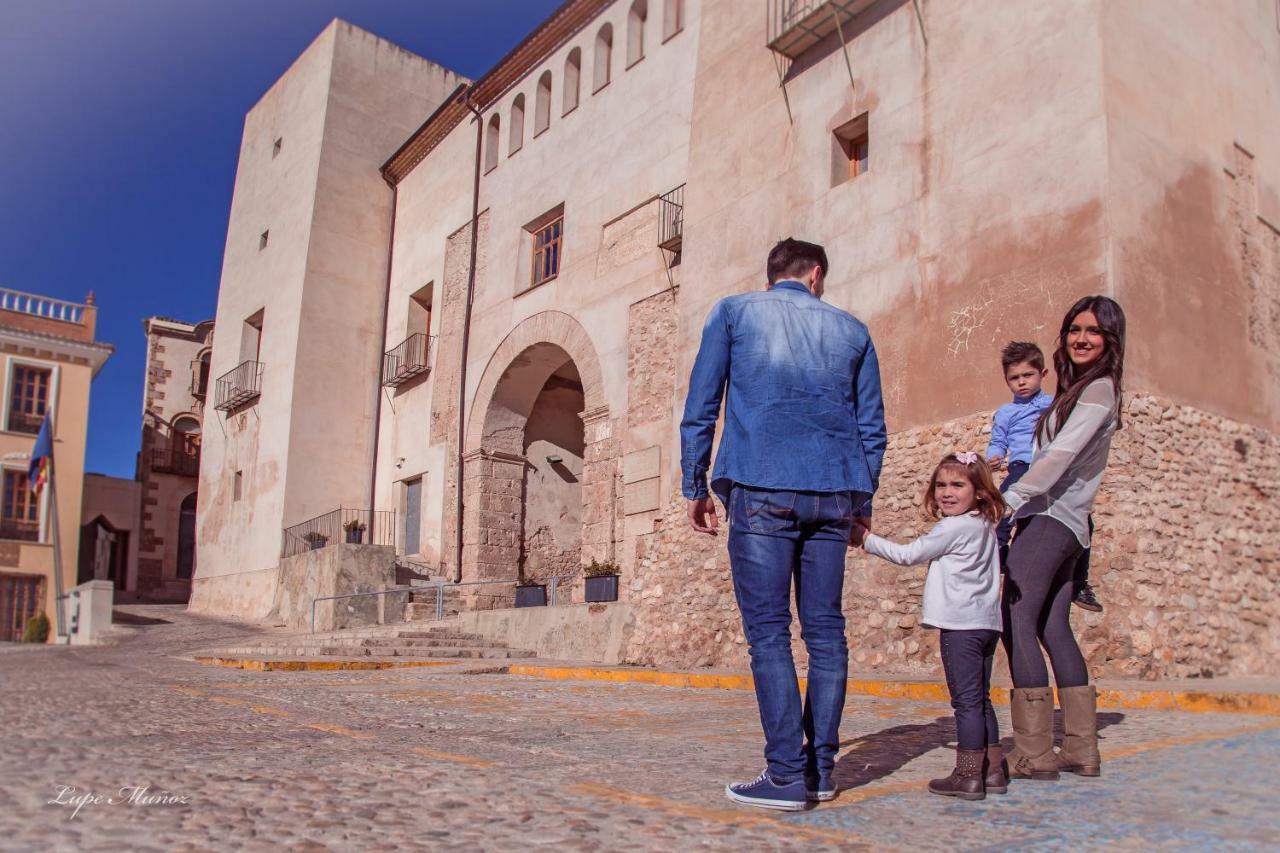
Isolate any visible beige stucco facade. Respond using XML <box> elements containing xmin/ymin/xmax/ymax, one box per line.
<box><xmin>194</xmin><ymin>2</ymin><xmax>1280</xmax><ymax>678</ymax></box>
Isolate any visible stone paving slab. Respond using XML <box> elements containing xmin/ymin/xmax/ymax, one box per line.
<box><xmin>1</xmin><ymin>607</ymin><xmax>1277</xmax><ymax>851</ymax></box>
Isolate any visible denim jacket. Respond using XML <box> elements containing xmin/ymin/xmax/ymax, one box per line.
<box><xmin>680</xmin><ymin>280</ymin><xmax>886</xmax><ymax>510</ymax></box>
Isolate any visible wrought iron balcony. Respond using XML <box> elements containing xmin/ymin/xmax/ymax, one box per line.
<box><xmin>214</xmin><ymin>360</ymin><xmax>263</xmax><ymax>412</ymax></box>
<box><xmin>6</xmin><ymin>411</ymin><xmax>44</xmax><ymax>435</ymax></box>
<box><xmin>658</xmin><ymin>184</ymin><xmax>684</xmax><ymax>253</ymax></box>
<box><xmin>281</xmin><ymin>507</ymin><xmax>397</xmax><ymax>559</ymax></box>
<box><xmin>151</xmin><ymin>447</ymin><xmax>200</xmax><ymax>477</ymax></box>
<box><xmin>0</xmin><ymin>520</ymin><xmax>39</xmax><ymax>542</ymax></box>
<box><xmin>383</xmin><ymin>333</ymin><xmax>434</xmax><ymax>389</ymax></box>
<box><xmin>766</xmin><ymin>0</ymin><xmax>880</xmax><ymax>58</ymax></box>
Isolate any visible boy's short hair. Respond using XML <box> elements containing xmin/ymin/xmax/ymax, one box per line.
<box><xmin>1001</xmin><ymin>341</ymin><xmax>1045</xmax><ymax>372</ymax></box>
<box><xmin>767</xmin><ymin>238</ymin><xmax>829</xmax><ymax>284</ymax></box>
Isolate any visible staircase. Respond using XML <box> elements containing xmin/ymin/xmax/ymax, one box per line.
<box><xmin>197</xmin><ymin>625</ymin><xmax>535</xmax><ymax>663</ymax></box>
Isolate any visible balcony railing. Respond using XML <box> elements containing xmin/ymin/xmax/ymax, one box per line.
<box><xmin>0</xmin><ymin>520</ymin><xmax>40</xmax><ymax>542</ymax></box>
<box><xmin>0</xmin><ymin>288</ymin><xmax>86</xmax><ymax>325</ymax></box>
<box><xmin>766</xmin><ymin>0</ymin><xmax>879</xmax><ymax>59</ymax></box>
<box><xmin>214</xmin><ymin>360</ymin><xmax>263</xmax><ymax>412</ymax></box>
<box><xmin>151</xmin><ymin>447</ymin><xmax>200</xmax><ymax>477</ymax></box>
<box><xmin>383</xmin><ymin>333</ymin><xmax>435</xmax><ymax>388</ymax></box>
<box><xmin>6</xmin><ymin>411</ymin><xmax>44</xmax><ymax>436</ymax></box>
<box><xmin>658</xmin><ymin>184</ymin><xmax>684</xmax><ymax>253</ymax></box>
<box><xmin>281</xmin><ymin>508</ymin><xmax>397</xmax><ymax>559</ymax></box>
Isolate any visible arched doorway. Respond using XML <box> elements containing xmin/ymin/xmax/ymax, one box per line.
<box><xmin>177</xmin><ymin>493</ymin><xmax>197</xmax><ymax>580</ymax></box>
<box><xmin>459</xmin><ymin>312</ymin><xmax>615</xmax><ymax>584</ymax></box>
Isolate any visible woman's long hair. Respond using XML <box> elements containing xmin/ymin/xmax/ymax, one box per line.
<box><xmin>1038</xmin><ymin>295</ymin><xmax>1126</xmax><ymax>440</ymax></box>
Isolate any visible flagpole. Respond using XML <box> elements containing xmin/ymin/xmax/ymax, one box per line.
<box><xmin>48</xmin><ymin>454</ymin><xmax>67</xmax><ymax>642</ymax></box>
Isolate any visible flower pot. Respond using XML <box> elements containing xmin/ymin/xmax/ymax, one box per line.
<box><xmin>345</xmin><ymin>528</ymin><xmax>365</xmax><ymax>544</ymax></box>
<box><xmin>585</xmin><ymin>575</ymin><xmax>619</xmax><ymax>603</ymax></box>
<box><xmin>515</xmin><ymin>584</ymin><xmax>547</xmax><ymax>608</ymax></box>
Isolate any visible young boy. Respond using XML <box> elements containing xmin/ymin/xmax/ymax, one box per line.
<box><xmin>986</xmin><ymin>341</ymin><xmax>1102</xmax><ymax>612</ymax></box>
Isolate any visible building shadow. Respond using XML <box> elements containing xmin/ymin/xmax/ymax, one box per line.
<box><xmin>832</xmin><ymin>711</ymin><xmax>1126</xmax><ymax>792</ymax></box>
<box><xmin>111</xmin><ymin>609</ymin><xmax>172</xmax><ymax>625</ymax></box>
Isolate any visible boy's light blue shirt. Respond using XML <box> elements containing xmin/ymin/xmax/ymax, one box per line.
<box><xmin>679</xmin><ymin>280</ymin><xmax>886</xmax><ymax>510</ymax></box>
<box><xmin>987</xmin><ymin>391</ymin><xmax>1053</xmax><ymax>465</ymax></box>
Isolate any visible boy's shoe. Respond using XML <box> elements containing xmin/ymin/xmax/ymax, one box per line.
<box><xmin>804</xmin><ymin>772</ymin><xmax>836</xmax><ymax>802</ymax></box>
<box><xmin>725</xmin><ymin>769</ymin><xmax>808</xmax><ymax>811</ymax></box>
<box><xmin>1072</xmin><ymin>582</ymin><xmax>1103</xmax><ymax>612</ymax></box>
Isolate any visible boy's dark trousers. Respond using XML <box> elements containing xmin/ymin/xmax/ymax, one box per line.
<box><xmin>939</xmin><ymin>629</ymin><xmax>1000</xmax><ymax>750</ymax></box>
<box><xmin>996</xmin><ymin>461</ymin><xmax>1029</xmax><ymax>568</ymax></box>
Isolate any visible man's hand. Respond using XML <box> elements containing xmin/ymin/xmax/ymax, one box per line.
<box><xmin>849</xmin><ymin>516</ymin><xmax>872</xmax><ymax>548</ymax></box>
<box><xmin>687</xmin><ymin>497</ymin><xmax>720</xmax><ymax>535</ymax></box>
<box><xmin>988</xmin><ymin>453</ymin><xmax>1004</xmax><ymax>469</ymax></box>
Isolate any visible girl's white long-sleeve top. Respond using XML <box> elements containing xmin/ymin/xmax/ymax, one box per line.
<box><xmin>862</xmin><ymin>512</ymin><xmax>1002</xmax><ymax>632</ymax></box>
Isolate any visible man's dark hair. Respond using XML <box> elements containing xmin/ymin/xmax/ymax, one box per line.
<box><xmin>767</xmin><ymin>238</ymin><xmax>829</xmax><ymax>284</ymax></box>
<box><xmin>1001</xmin><ymin>341</ymin><xmax>1045</xmax><ymax>372</ymax></box>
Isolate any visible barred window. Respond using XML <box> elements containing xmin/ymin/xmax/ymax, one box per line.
<box><xmin>7</xmin><ymin>364</ymin><xmax>50</xmax><ymax>435</ymax></box>
<box><xmin>530</xmin><ymin>216</ymin><xmax>564</xmax><ymax>288</ymax></box>
<box><xmin>1</xmin><ymin>470</ymin><xmax>39</xmax><ymax>542</ymax></box>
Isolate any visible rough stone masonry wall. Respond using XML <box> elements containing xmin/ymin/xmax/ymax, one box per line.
<box><xmin>623</xmin><ymin>393</ymin><xmax>1279</xmax><ymax>680</ymax></box>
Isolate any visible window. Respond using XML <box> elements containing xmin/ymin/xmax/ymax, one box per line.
<box><xmin>192</xmin><ymin>350</ymin><xmax>211</xmax><ymax>398</ymax></box>
<box><xmin>528</xmin><ymin>208</ymin><xmax>565</xmax><ymax>289</ymax></box>
<box><xmin>627</xmin><ymin>1</ymin><xmax>647</xmax><ymax>67</ymax></box>
<box><xmin>509</xmin><ymin>94</ymin><xmax>525</xmax><ymax>155</ymax></box>
<box><xmin>172</xmin><ymin>416</ymin><xmax>201</xmax><ymax>455</ymax></box>
<box><xmin>272</xmin><ymin>137</ymin><xmax>282</xmax><ymax>158</ymax></box>
<box><xmin>534</xmin><ymin>71</ymin><xmax>552</xmax><ymax>136</ymax></box>
<box><xmin>0</xmin><ymin>573</ymin><xmax>44</xmax><ymax>642</ymax></box>
<box><xmin>408</xmin><ymin>283</ymin><xmax>433</xmax><ymax>337</ymax></box>
<box><xmin>832</xmin><ymin>113</ymin><xmax>869</xmax><ymax>187</ymax></box>
<box><xmin>259</xmin><ymin>230</ymin><xmax>269</xmax><ymax>250</ymax></box>
<box><xmin>240</xmin><ymin>310</ymin><xmax>263</xmax><ymax>364</ymax></box>
<box><xmin>484</xmin><ymin>114</ymin><xmax>501</xmax><ymax>173</ymax></box>
<box><xmin>563</xmin><ymin>48</ymin><xmax>581</xmax><ymax>115</ymax></box>
<box><xmin>233</xmin><ymin>471</ymin><xmax>243</xmax><ymax>501</ymax></box>
<box><xmin>663</xmin><ymin>0</ymin><xmax>684</xmax><ymax>40</ymax></box>
<box><xmin>1</xmin><ymin>470</ymin><xmax>39</xmax><ymax>542</ymax></box>
<box><xmin>594</xmin><ymin>24</ymin><xmax>613</xmax><ymax>91</ymax></box>
<box><xmin>7</xmin><ymin>364</ymin><xmax>51</xmax><ymax>435</ymax></box>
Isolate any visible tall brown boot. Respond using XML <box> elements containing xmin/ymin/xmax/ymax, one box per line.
<box><xmin>928</xmin><ymin>749</ymin><xmax>986</xmax><ymax>800</ymax></box>
<box><xmin>984</xmin><ymin>744</ymin><xmax>1009</xmax><ymax>794</ymax></box>
<box><xmin>1006</xmin><ymin>687</ymin><xmax>1061</xmax><ymax>780</ymax></box>
<box><xmin>1056</xmin><ymin>685</ymin><xmax>1101</xmax><ymax>776</ymax></box>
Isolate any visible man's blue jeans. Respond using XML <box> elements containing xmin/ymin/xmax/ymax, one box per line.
<box><xmin>726</xmin><ymin>485</ymin><xmax>860</xmax><ymax>783</ymax></box>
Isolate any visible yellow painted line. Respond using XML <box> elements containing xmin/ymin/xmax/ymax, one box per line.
<box><xmin>303</xmin><ymin>723</ymin><xmax>376</xmax><ymax>740</ymax></box>
<box><xmin>250</xmin><ymin>705</ymin><xmax>294</xmax><ymax>718</ymax></box>
<box><xmin>509</xmin><ymin>665</ymin><xmax>1280</xmax><ymax>716</ymax></box>
<box><xmin>192</xmin><ymin>656</ymin><xmax>454</xmax><ymax>672</ymax></box>
<box><xmin>411</xmin><ymin>747</ymin><xmax>496</xmax><ymax>769</ymax></box>
<box><xmin>570</xmin><ymin>782</ymin><xmax>882</xmax><ymax>849</ymax></box>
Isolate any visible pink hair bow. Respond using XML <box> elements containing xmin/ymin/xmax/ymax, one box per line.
<box><xmin>954</xmin><ymin>451</ymin><xmax>980</xmax><ymax>465</ymax></box>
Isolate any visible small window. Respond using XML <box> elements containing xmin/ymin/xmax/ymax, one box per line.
<box><xmin>563</xmin><ymin>48</ymin><xmax>582</xmax><ymax>115</ymax></box>
<box><xmin>233</xmin><ymin>471</ymin><xmax>243</xmax><ymax>501</ymax></box>
<box><xmin>1</xmin><ymin>470</ymin><xmax>39</xmax><ymax>541</ymax></box>
<box><xmin>259</xmin><ymin>230</ymin><xmax>269</xmax><ymax>250</ymax></box>
<box><xmin>241</xmin><ymin>310</ymin><xmax>264</xmax><ymax>365</ymax></box>
<box><xmin>192</xmin><ymin>350</ymin><xmax>211</xmax><ymax>398</ymax></box>
<box><xmin>832</xmin><ymin>113</ymin><xmax>869</xmax><ymax>187</ymax></box>
<box><xmin>484</xmin><ymin>114</ymin><xmax>501</xmax><ymax>173</ymax></box>
<box><xmin>663</xmin><ymin>0</ymin><xmax>684</xmax><ymax>41</ymax></box>
<box><xmin>7</xmin><ymin>364</ymin><xmax>51</xmax><ymax>435</ymax></box>
<box><xmin>509</xmin><ymin>94</ymin><xmax>525</xmax><ymax>156</ymax></box>
<box><xmin>272</xmin><ymin>137</ymin><xmax>282</xmax><ymax>158</ymax></box>
<box><xmin>627</xmin><ymin>1</ymin><xmax>647</xmax><ymax>67</ymax></box>
<box><xmin>527</xmin><ymin>207</ymin><xmax>565</xmax><ymax>289</ymax></box>
<box><xmin>534</xmin><ymin>71</ymin><xmax>552</xmax><ymax>136</ymax></box>
<box><xmin>408</xmin><ymin>282</ymin><xmax>433</xmax><ymax>337</ymax></box>
<box><xmin>594</xmin><ymin>24</ymin><xmax>613</xmax><ymax>92</ymax></box>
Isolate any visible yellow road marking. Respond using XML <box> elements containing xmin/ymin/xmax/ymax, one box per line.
<box><xmin>411</xmin><ymin>747</ymin><xmax>496</xmax><ymax>768</ymax></box>
<box><xmin>303</xmin><ymin>723</ymin><xmax>376</xmax><ymax>740</ymax></box>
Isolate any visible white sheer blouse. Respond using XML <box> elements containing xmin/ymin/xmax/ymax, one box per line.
<box><xmin>1005</xmin><ymin>378</ymin><xmax>1118</xmax><ymax>547</ymax></box>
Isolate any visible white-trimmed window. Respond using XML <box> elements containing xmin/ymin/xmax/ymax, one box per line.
<box><xmin>1</xmin><ymin>468</ymin><xmax>41</xmax><ymax>542</ymax></box>
<box><xmin>5</xmin><ymin>359</ymin><xmax>55</xmax><ymax>435</ymax></box>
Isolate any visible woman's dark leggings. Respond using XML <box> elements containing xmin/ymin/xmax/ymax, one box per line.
<box><xmin>1001</xmin><ymin>515</ymin><xmax>1091</xmax><ymax>689</ymax></box>
<box><xmin>940</xmin><ymin>629</ymin><xmax>1000</xmax><ymax>751</ymax></box>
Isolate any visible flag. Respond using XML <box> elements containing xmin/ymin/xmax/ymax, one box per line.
<box><xmin>28</xmin><ymin>417</ymin><xmax>52</xmax><ymax>496</ymax></box>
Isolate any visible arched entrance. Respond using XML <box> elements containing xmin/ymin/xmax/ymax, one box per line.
<box><xmin>458</xmin><ymin>312</ymin><xmax>616</xmax><ymax>585</ymax></box>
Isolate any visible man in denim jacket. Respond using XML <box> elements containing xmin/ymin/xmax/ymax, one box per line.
<box><xmin>681</xmin><ymin>238</ymin><xmax>886</xmax><ymax>810</ymax></box>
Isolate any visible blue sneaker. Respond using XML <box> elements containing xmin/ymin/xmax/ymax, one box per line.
<box><xmin>804</xmin><ymin>772</ymin><xmax>836</xmax><ymax>802</ymax></box>
<box><xmin>725</xmin><ymin>769</ymin><xmax>808</xmax><ymax>811</ymax></box>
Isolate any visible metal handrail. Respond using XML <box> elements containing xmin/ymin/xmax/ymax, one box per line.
<box><xmin>383</xmin><ymin>333</ymin><xmax>435</xmax><ymax>388</ymax></box>
<box><xmin>658</xmin><ymin>184</ymin><xmax>684</xmax><ymax>251</ymax></box>
<box><xmin>310</xmin><ymin>586</ymin><xmax>416</xmax><ymax>634</ymax></box>
<box><xmin>214</xmin><ymin>360</ymin><xmax>263</xmax><ymax>412</ymax></box>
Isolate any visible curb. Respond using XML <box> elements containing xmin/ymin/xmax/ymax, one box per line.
<box><xmin>506</xmin><ymin>664</ymin><xmax>1280</xmax><ymax>717</ymax></box>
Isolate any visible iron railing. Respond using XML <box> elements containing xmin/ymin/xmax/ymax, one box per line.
<box><xmin>658</xmin><ymin>184</ymin><xmax>684</xmax><ymax>252</ymax></box>
<box><xmin>214</xmin><ymin>360</ymin><xmax>263</xmax><ymax>412</ymax></box>
<box><xmin>281</xmin><ymin>507</ymin><xmax>397</xmax><ymax>559</ymax></box>
<box><xmin>0</xmin><ymin>288</ymin><xmax>87</xmax><ymax>325</ymax></box>
<box><xmin>766</xmin><ymin>0</ymin><xmax>876</xmax><ymax>58</ymax></box>
<box><xmin>6</xmin><ymin>411</ymin><xmax>44</xmax><ymax>435</ymax></box>
<box><xmin>0</xmin><ymin>520</ymin><xmax>40</xmax><ymax>542</ymax></box>
<box><xmin>383</xmin><ymin>333</ymin><xmax>435</xmax><ymax>388</ymax></box>
<box><xmin>151</xmin><ymin>447</ymin><xmax>200</xmax><ymax>477</ymax></box>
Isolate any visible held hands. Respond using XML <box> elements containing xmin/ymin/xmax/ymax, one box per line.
<box><xmin>687</xmin><ymin>497</ymin><xmax>719</xmax><ymax>536</ymax></box>
<box><xmin>848</xmin><ymin>516</ymin><xmax>872</xmax><ymax>549</ymax></box>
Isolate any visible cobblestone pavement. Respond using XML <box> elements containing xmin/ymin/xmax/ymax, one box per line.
<box><xmin>1</xmin><ymin>607</ymin><xmax>1277</xmax><ymax>852</ymax></box>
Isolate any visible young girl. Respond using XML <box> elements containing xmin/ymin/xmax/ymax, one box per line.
<box><xmin>853</xmin><ymin>452</ymin><xmax>1008</xmax><ymax>800</ymax></box>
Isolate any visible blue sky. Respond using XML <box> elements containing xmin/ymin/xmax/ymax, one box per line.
<box><xmin>0</xmin><ymin>0</ymin><xmax>561</xmax><ymax>478</ymax></box>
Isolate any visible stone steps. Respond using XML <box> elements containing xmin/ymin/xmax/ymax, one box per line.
<box><xmin>195</xmin><ymin>626</ymin><xmax>535</xmax><ymax>663</ymax></box>
<box><xmin>209</xmin><ymin>645</ymin><xmax>534</xmax><ymax>660</ymax></box>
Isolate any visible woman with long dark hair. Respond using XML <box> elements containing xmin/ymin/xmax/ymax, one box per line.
<box><xmin>1000</xmin><ymin>295</ymin><xmax>1126</xmax><ymax>781</ymax></box>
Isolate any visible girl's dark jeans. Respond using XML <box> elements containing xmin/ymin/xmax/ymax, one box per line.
<box><xmin>939</xmin><ymin>628</ymin><xmax>1001</xmax><ymax>751</ymax></box>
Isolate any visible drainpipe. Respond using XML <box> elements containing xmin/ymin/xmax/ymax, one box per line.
<box><xmin>457</xmin><ymin>92</ymin><xmax>484</xmax><ymax>582</ymax></box>
<box><xmin>369</xmin><ymin>179</ymin><xmax>399</xmax><ymax>542</ymax></box>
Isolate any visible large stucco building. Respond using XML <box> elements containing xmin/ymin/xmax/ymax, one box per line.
<box><xmin>193</xmin><ymin>2</ymin><xmax>1280</xmax><ymax>678</ymax></box>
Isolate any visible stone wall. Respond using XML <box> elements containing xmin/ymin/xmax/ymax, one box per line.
<box><xmin>623</xmin><ymin>392</ymin><xmax>1280</xmax><ymax>680</ymax></box>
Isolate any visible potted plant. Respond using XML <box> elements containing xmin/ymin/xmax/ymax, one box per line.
<box><xmin>303</xmin><ymin>531</ymin><xmax>329</xmax><ymax>551</ymax></box>
<box><xmin>515</xmin><ymin>579</ymin><xmax>547</xmax><ymax>608</ymax></box>
<box><xmin>22</xmin><ymin>612</ymin><xmax>49</xmax><ymax>643</ymax></box>
<box><xmin>584</xmin><ymin>559</ymin><xmax>620</xmax><ymax>603</ymax></box>
<box><xmin>343</xmin><ymin>518</ymin><xmax>366</xmax><ymax>544</ymax></box>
